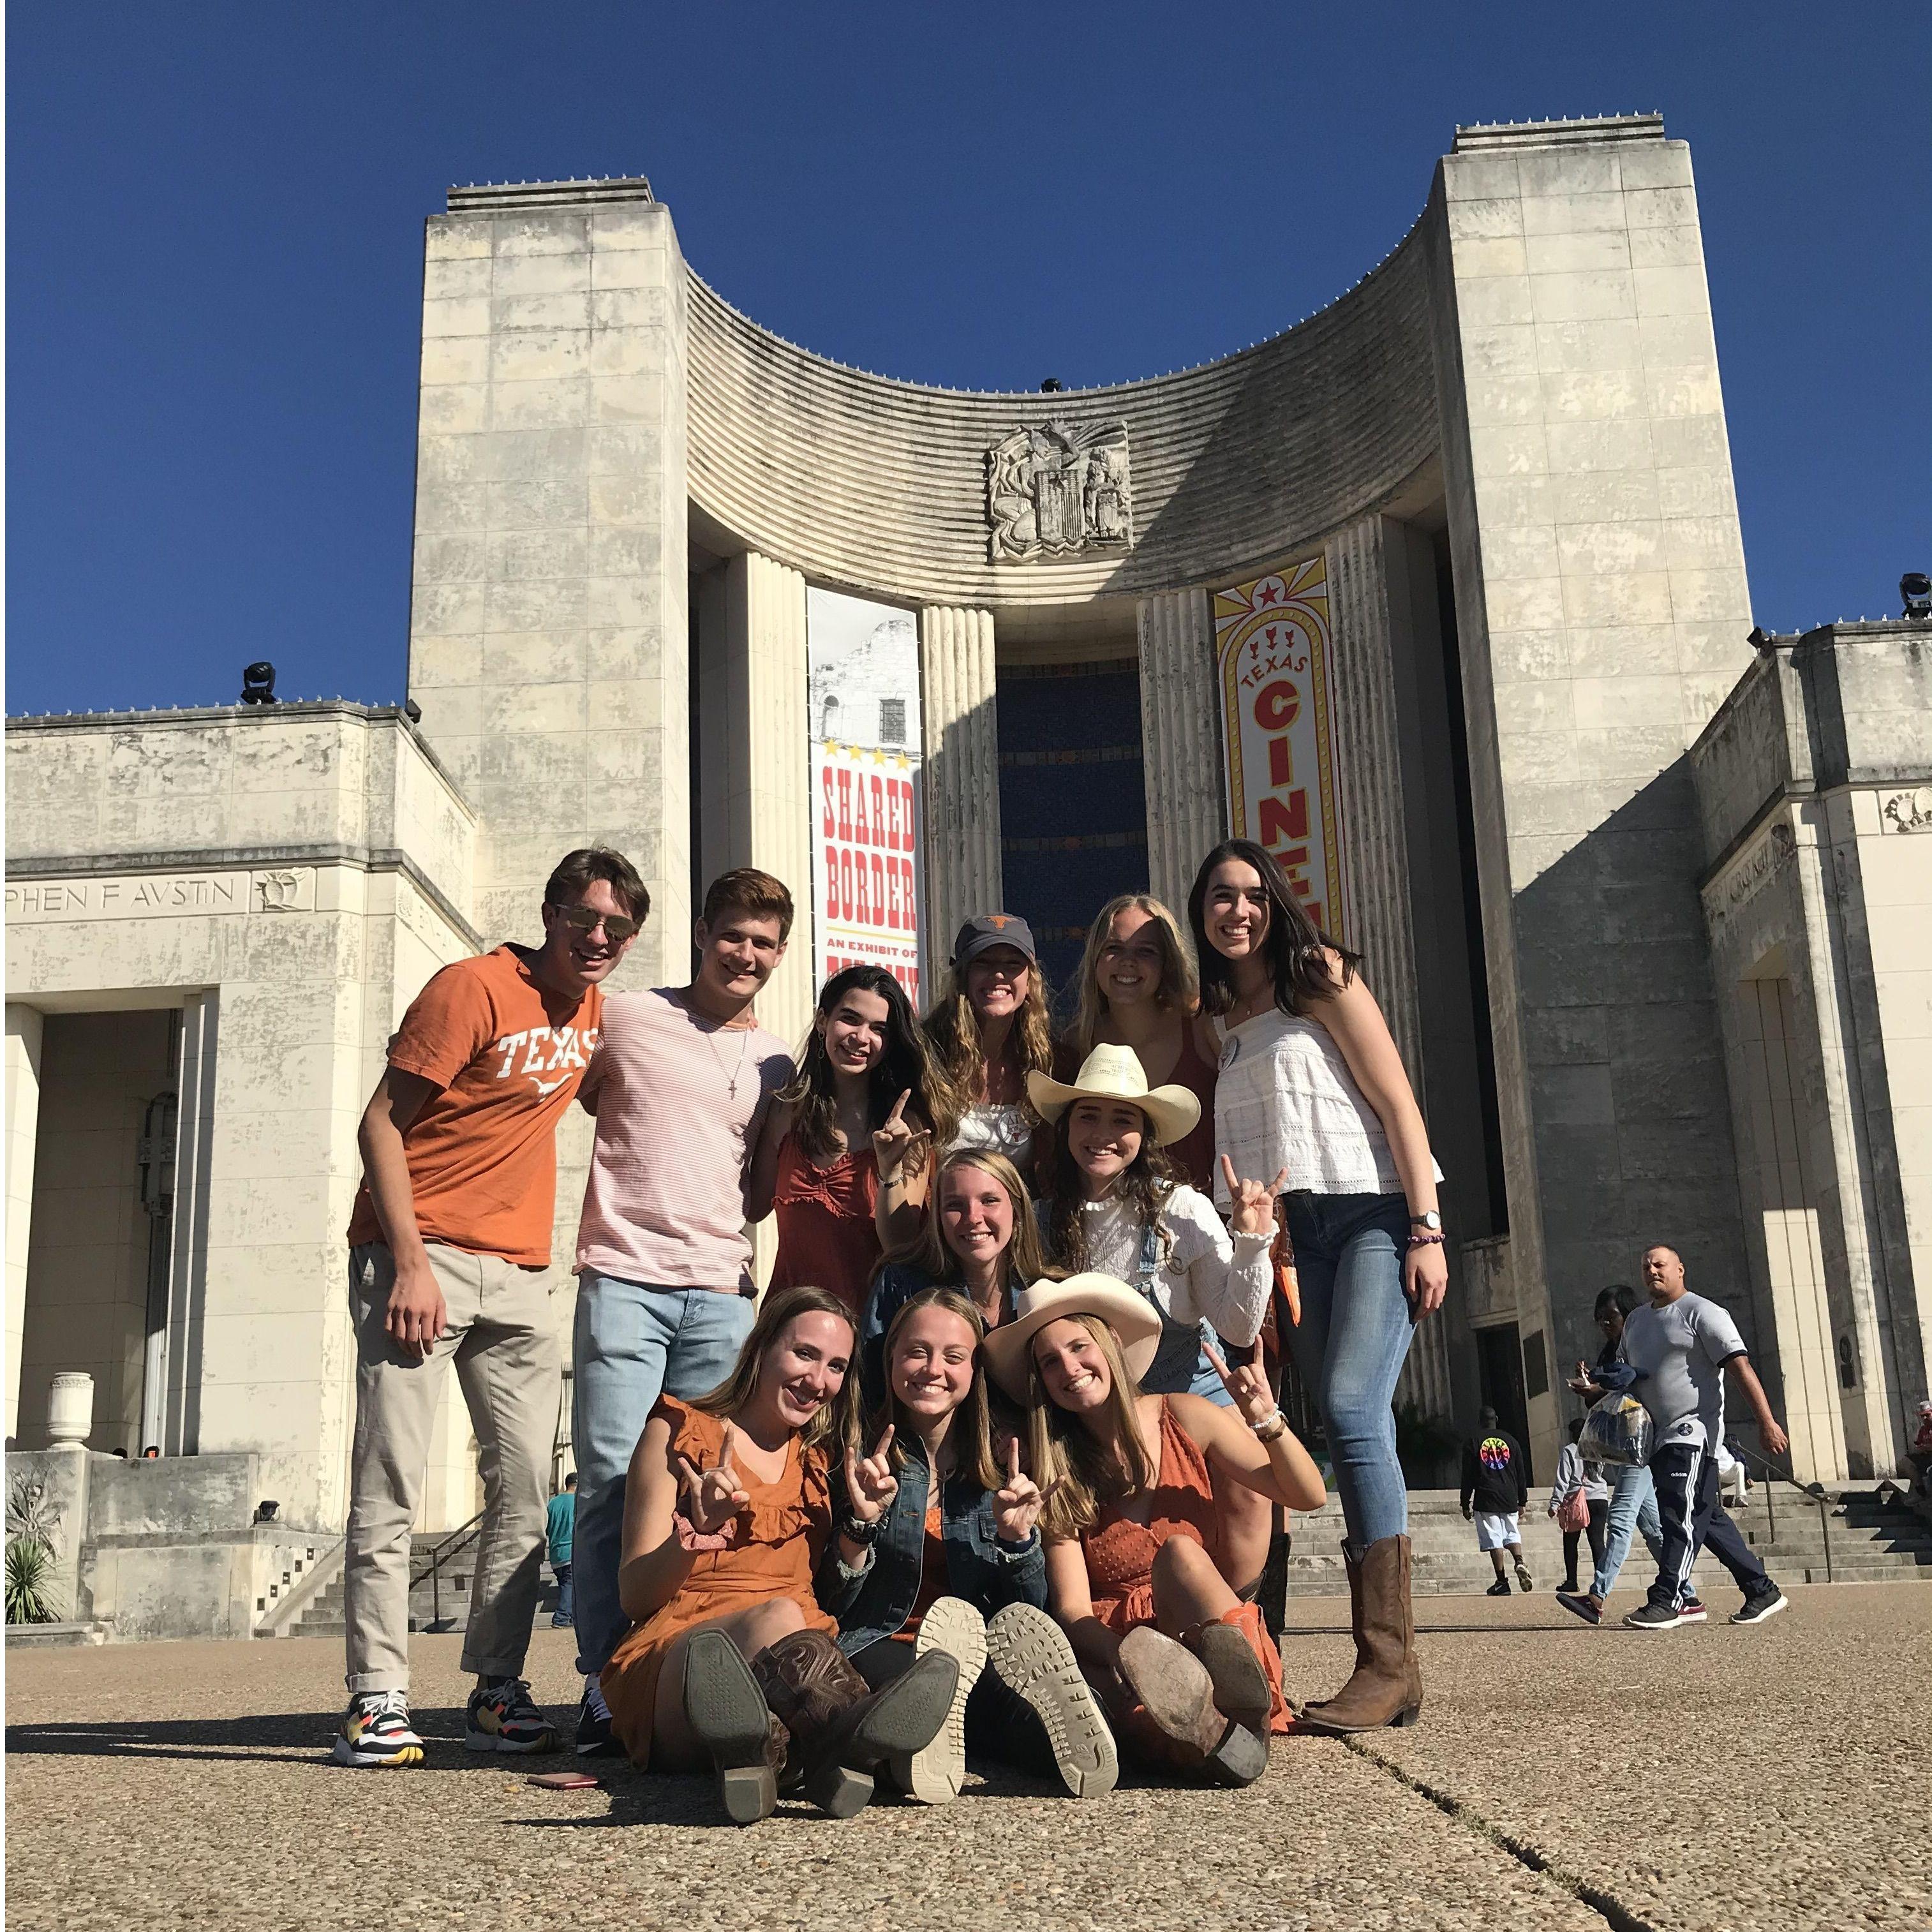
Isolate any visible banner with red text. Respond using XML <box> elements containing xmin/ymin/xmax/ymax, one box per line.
<box><xmin>1212</xmin><ymin>557</ymin><xmax>1349</xmax><ymax>942</ymax></box>
<box><xmin>806</xmin><ymin>589</ymin><xmax>926</xmax><ymax>1002</ymax></box>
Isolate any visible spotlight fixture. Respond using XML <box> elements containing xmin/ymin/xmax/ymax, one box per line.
<box><xmin>1901</xmin><ymin>572</ymin><xmax>1931</xmax><ymax>620</ymax></box>
<box><xmin>1039</xmin><ymin>376</ymin><xmax>1064</xmax><ymax>392</ymax></box>
<box><xmin>1747</xmin><ymin>627</ymin><xmax>1772</xmax><ymax>651</ymax></box>
<box><xmin>254</xmin><ymin>1499</ymin><xmax>281</xmax><ymax>1524</ymax></box>
<box><xmin>240</xmin><ymin>662</ymin><xmax>278</xmax><ymax>705</ymax></box>
<box><xmin>404</xmin><ymin>699</ymin><xmax>422</xmax><ymax>724</ymax></box>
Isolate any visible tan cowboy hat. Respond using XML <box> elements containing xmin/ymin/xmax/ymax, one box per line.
<box><xmin>982</xmin><ymin>1272</ymin><xmax>1163</xmax><ymax>1401</ymax></box>
<box><xmin>1025</xmin><ymin>1043</ymin><xmax>1201</xmax><ymax>1147</ymax></box>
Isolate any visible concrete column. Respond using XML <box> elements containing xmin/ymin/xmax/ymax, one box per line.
<box><xmin>406</xmin><ymin>179</ymin><xmax>691</xmax><ymax>985</ymax></box>
<box><xmin>718</xmin><ymin>551</ymin><xmax>813</xmax><ymax>1053</ymax></box>
<box><xmin>5</xmin><ymin>1003</ymin><xmax>45</xmax><ymax>1439</ymax></box>
<box><xmin>1425</xmin><ymin>117</ymin><xmax>1757</xmax><ymax>1455</ymax></box>
<box><xmin>918</xmin><ymin>606</ymin><xmax>1002</xmax><ymax>951</ymax></box>
<box><xmin>1136</xmin><ymin>588</ymin><xmax>1223</xmax><ymax>918</ymax></box>
<box><xmin>163</xmin><ymin>990</ymin><xmax>218</xmax><ymax>1458</ymax></box>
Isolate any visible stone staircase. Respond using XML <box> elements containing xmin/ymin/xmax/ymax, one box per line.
<box><xmin>283</xmin><ymin>1551</ymin><xmax>565</xmax><ymax>1638</ymax></box>
<box><xmin>1284</xmin><ymin>1483</ymin><xmax>1932</xmax><ymax>1596</ymax></box>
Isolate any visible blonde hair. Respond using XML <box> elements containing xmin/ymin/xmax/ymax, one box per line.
<box><xmin>923</xmin><ymin>959</ymin><xmax>1056</xmax><ymax>1118</ymax></box>
<box><xmin>1023</xmin><ymin>1313</ymin><xmax>1155</xmax><ymax>1542</ymax></box>
<box><xmin>879</xmin><ymin>1147</ymin><xmax>1056</xmax><ymax>1291</ymax></box>
<box><xmin>1068</xmin><ymin>895</ymin><xmax>1201</xmax><ymax>1060</ymax></box>
<box><xmin>690</xmin><ymin>1284</ymin><xmax>862</xmax><ymax>1460</ymax></box>
<box><xmin>877</xmin><ymin>1287</ymin><xmax>1003</xmax><ymax>1492</ymax></box>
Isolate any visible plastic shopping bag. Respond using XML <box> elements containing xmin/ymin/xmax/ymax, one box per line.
<box><xmin>1580</xmin><ymin>1391</ymin><xmax>1654</xmax><ymax>1468</ymax></box>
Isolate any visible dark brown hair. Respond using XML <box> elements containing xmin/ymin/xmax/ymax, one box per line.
<box><xmin>544</xmin><ymin>847</ymin><xmax>650</xmax><ymax>923</ymax></box>
<box><xmin>701</xmin><ymin>867</ymin><xmax>795</xmax><ymax>942</ymax></box>
<box><xmin>1186</xmin><ymin>837</ymin><xmax>1359</xmax><ymax>1017</ymax></box>
<box><xmin>1039</xmin><ymin>1106</ymin><xmax>1176</xmax><ymax>1276</ymax></box>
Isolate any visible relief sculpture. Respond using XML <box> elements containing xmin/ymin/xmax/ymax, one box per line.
<box><xmin>985</xmin><ymin>420</ymin><xmax>1133</xmax><ymax>563</ymax></box>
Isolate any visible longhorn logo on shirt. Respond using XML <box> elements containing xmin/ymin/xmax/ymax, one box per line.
<box><xmin>491</xmin><ymin>1025</ymin><xmax>600</xmax><ymax>1093</ymax></box>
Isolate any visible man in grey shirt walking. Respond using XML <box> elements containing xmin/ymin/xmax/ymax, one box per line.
<box><xmin>1598</xmin><ymin>1245</ymin><xmax>1789</xmax><ymax>1631</ymax></box>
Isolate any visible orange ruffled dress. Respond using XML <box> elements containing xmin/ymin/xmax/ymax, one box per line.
<box><xmin>600</xmin><ymin>1395</ymin><xmax>839</xmax><ymax>1769</ymax></box>
<box><xmin>1081</xmin><ymin>1396</ymin><xmax>1291</xmax><ymax>1734</ymax></box>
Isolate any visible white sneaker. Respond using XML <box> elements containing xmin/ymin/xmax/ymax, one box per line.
<box><xmin>332</xmin><ymin>1689</ymin><xmax>424</xmax><ymax>1767</ymax></box>
<box><xmin>890</xmin><ymin>1596</ymin><xmax>986</xmax><ymax>1804</ymax></box>
<box><xmin>985</xmin><ymin>1601</ymin><xmax>1119</xmax><ymax>1799</ymax></box>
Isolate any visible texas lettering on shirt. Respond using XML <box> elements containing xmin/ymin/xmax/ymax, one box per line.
<box><xmin>491</xmin><ymin>1023</ymin><xmax>600</xmax><ymax>1094</ymax></box>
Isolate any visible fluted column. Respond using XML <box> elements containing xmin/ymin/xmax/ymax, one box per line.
<box><xmin>918</xmin><ymin>606</ymin><xmax>1002</xmax><ymax>953</ymax></box>
<box><xmin>5</xmin><ymin>1004</ymin><xmax>44</xmax><ymax>1439</ymax></box>
<box><xmin>1137</xmin><ymin>588</ymin><xmax>1224</xmax><ymax>917</ymax></box>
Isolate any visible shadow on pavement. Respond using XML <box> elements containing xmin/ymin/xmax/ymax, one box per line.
<box><xmin>2</xmin><ymin>1706</ymin><xmax>531</xmax><ymax>1768</ymax></box>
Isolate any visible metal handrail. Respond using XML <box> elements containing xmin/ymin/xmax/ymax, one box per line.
<box><xmin>411</xmin><ymin>1508</ymin><xmax>487</xmax><ymax>1628</ymax></box>
<box><xmin>1726</xmin><ymin>1440</ymin><xmax>1831</xmax><ymax>1579</ymax></box>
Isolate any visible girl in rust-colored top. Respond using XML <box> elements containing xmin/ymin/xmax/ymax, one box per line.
<box><xmin>767</xmin><ymin>966</ymin><xmax>955</xmax><ymax>1314</ymax></box>
<box><xmin>985</xmin><ymin>1275</ymin><xmax>1326</xmax><ymax>1787</ymax></box>
<box><xmin>602</xmin><ymin>1284</ymin><xmax>956</xmax><ymax>1824</ymax></box>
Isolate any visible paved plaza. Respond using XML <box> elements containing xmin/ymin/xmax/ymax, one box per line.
<box><xmin>5</xmin><ymin>1582</ymin><xmax>1926</xmax><ymax>1931</ymax></box>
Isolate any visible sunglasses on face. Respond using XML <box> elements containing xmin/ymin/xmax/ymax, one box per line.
<box><xmin>551</xmin><ymin>902</ymin><xmax>639</xmax><ymax>944</ymax></box>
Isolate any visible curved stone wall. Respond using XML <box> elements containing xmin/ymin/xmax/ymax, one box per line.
<box><xmin>687</xmin><ymin>219</ymin><xmax>1441</xmax><ymax>609</ymax></box>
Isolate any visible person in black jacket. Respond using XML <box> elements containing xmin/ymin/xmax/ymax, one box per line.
<box><xmin>1460</xmin><ymin>1406</ymin><xmax>1532</xmax><ymax>1595</ymax></box>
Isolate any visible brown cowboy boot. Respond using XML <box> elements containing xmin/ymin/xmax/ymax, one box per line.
<box><xmin>752</xmin><ymin>1628</ymin><xmax>958</xmax><ymax>1818</ymax></box>
<box><xmin>1180</xmin><ymin>1603</ymin><xmax>1276</xmax><ymax>1737</ymax></box>
<box><xmin>682</xmin><ymin>1630</ymin><xmax>789</xmax><ymax>1825</ymax></box>
<box><xmin>1113</xmin><ymin>1626</ymin><xmax>1268</xmax><ymax>1787</ymax></box>
<box><xmin>1298</xmin><ymin>1542</ymin><xmax>1367</xmax><ymax>1727</ymax></box>
<box><xmin>1295</xmin><ymin>1534</ymin><xmax>1423</xmax><ymax>1734</ymax></box>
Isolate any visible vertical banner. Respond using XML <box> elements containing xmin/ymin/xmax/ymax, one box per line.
<box><xmin>1212</xmin><ymin>557</ymin><xmax>1348</xmax><ymax>941</ymax></box>
<box><xmin>806</xmin><ymin>589</ymin><xmax>926</xmax><ymax>1002</ymax></box>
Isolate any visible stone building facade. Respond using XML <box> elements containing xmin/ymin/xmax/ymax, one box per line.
<box><xmin>8</xmin><ymin>115</ymin><xmax>1928</xmax><ymax>1580</ymax></box>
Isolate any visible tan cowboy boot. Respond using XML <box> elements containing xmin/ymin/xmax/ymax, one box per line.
<box><xmin>1295</xmin><ymin>1535</ymin><xmax>1423</xmax><ymax>1734</ymax></box>
<box><xmin>752</xmin><ymin>1628</ymin><xmax>958</xmax><ymax>1818</ymax></box>
<box><xmin>681</xmin><ymin>1630</ymin><xmax>791</xmax><ymax>1825</ymax></box>
<box><xmin>1113</xmin><ymin>1626</ymin><xmax>1268</xmax><ymax>1787</ymax></box>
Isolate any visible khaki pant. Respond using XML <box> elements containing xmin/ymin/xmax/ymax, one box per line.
<box><xmin>344</xmin><ymin>1242</ymin><xmax>561</xmax><ymax>1695</ymax></box>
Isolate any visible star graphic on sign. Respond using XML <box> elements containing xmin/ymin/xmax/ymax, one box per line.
<box><xmin>1257</xmin><ymin>580</ymin><xmax>1282</xmax><ymax>605</ymax></box>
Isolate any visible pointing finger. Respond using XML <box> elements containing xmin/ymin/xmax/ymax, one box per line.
<box><xmin>872</xmin><ymin>1422</ymin><xmax>895</xmax><ymax>1460</ymax></box>
<box><xmin>1008</xmin><ymin>1436</ymin><xmax>1022</xmax><ymax>1483</ymax></box>
<box><xmin>888</xmin><ymin>1089</ymin><xmax>910</xmax><ymax>1125</ymax></box>
<box><xmin>1219</xmin><ymin>1153</ymin><xmax>1237</xmax><ymax>1195</ymax></box>
<box><xmin>1270</xmin><ymin>1168</ymin><xmax>1288</xmax><ymax>1195</ymax></box>
<box><xmin>1201</xmin><ymin>1338</ymin><xmax>1231</xmax><ymax>1383</ymax></box>
<box><xmin>717</xmin><ymin>1422</ymin><xmax>739</xmax><ymax>1474</ymax></box>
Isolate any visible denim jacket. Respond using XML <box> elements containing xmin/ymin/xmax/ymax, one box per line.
<box><xmin>815</xmin><ymin>1435</ymin><xmax>1048</xmax><ymax>1654</ymax></box>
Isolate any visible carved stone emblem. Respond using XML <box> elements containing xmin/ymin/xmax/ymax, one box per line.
<box><xmin>252</xmin><ymin>868</ymin><xmax>313</xmax><ymax>912</ymax></box>
<box><xmin>986</xmin><ymin>420</ymin><xmax>1133</xmax><ymax>563</ymax></box>
<box><xmin>1880</xmin><ymin>787</ymin><xmax>1932</xmax><ymax>835</ymax></box>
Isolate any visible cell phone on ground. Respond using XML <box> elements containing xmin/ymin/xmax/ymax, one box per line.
<box><xmin>526</xmin><ymin>1771</ymin><xmax>601</xmax><ymax>1790</ymax></box>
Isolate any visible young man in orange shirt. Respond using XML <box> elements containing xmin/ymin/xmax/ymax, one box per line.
<box><xmin>332</xmin><ymin>848</ymin><xmax>645</xmax><ymax>1768</ymax></box>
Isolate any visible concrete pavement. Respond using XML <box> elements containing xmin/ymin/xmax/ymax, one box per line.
<box><xmin>5</xmin><ymin>1582</ymin><xmax>1926</xmax><ymax>1931</ymax></box>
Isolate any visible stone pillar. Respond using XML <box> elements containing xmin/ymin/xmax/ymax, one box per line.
<box><xmin>919</xmin><ymin>606</ymin><xmax>1002</xmax><ymax>953</ymax></box>
<box><xmin>161</xmin><ymin>990</ymin><xmax>218</xmax><ymax>1458</ymax></box>
<box><xmin>406</xmin><ymin>179</ymin><xmax>691</xmax><ymax>985</ymax></box>
<box><xmin>6</xmin><ymin>1002</ymin><xmax>45</xmax><ymax>1439</ymax></box>
<box><xmin>1136</xmin><ymin>588</ymin><xmax>1223</xmax><ymax>918</ymax></box>
<box><xmin>1426</xmin><ymin>116</ymin><xmax>1756</xmax><ymax>1470</ymax></box>
<box><xmin>715</xmin><ymin>551</ymin><xmax>813</xmax><ymax>1053</ymax></box>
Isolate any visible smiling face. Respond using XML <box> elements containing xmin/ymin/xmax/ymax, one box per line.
<box><xmin>818</xmin><ymin>986</ymin><xmax>891</xmax><ymax>1079</ymax></box>
<box><xmin>757</xmin><ymin>1309</ymin><xmax>853</xmax><ymax>1430</ymax></box>
<box><xmin>694</xmin><ymin>905</ymin><xmax>787</xmax><ymax>1006</ymax></box>
<box><xmin>1202</xmin><ymin>858</ymin><xmax>1270</xmax><ymax>964</ymax></box>
<box><xmin>963</xmin><ymin>945</ymin><xmax>1031</xmax><ymax>1022</ymax></box>
<box><xmin>1066</xmin><ymin>1097</ymin><xmax>1148</xmax><ymax>1193</ymax></box>
<box><xmin>888</xmin><ymin>1304</ymin><xmax>979</xmax><ymax>1426</ymax></box>
<box><xmin>1095</xmin><ymin>905</ymin><xmax>1167</xmax><ymax>1012</ymax></box>
<box><xmin>1032</xmin><ymin>1316</ymin><xmax>1113</xmax><ymax>1413</ymax></box>
<box><xmin>939</xmin><ymin>1159</ymin><xmax>1014</xmax><ymax>1273</ymax></box>
<box><xmin>537</xmin><ymin>878</ymin><xmax>639</xmax><ymax>996</ymax></box>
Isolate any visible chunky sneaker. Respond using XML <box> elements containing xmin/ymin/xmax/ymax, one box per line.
<box><xmin>1677</xmin><ymin>1595</ymin><xmax>1708</xmax><ymax>1624</ymax></box>
<box><xmin>576</xmin><ymin>1675</ymin><xmax>623</xmax><ymax>1758</ymax></box>
<box><xmin>464</xmin><ymin>1676</ymin><xmax>557</xmax><ymax>1753</ymax></box>
<box><xmin>1623</xmin><ymin>1601</ymin><xmax>1684</xmax><ymax>1632</ymax></box>
<box><xmin>1555</xmin><ymin>1589</ymin><xmax>1603</xmax><ymax>1626</ymax></box>
<box><xmin>1730</xmin><ymin>1582</ymin><xmax>1788</xmax><ymax>1626</ymax></box>
<box><xmin>985</xmin><ymin>1602</ymin><xmax>1118</xmax><ymax>1799</ymax></box>
<box><xmin>1485</xmin><ymin>1577</ymin><xmax>1512</xmax><ymax>1597</ymax></box>
<box><xmin>890</xmin><ymin>1596</ymin><xmax>987</xmax><ymax>1804</ymax></box>
<box><xmin>332</xmin><ymin>1690</ymin><xmax>424</xmax><ymax>1767</ymax></box>
<box><xmin>1513</xmin><ymin>1559</ymin><xmax>1534</xmax><ymax>1593</ymax></box>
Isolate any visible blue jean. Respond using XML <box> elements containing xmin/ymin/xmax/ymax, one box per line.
<box><xmin>1591</xmin><ymin>1460</ymin><xmax>1664</xmax><ymax>1598</ymax></box>
<box><xmin>550</xmin><ymin>1561</ymin><xmax>574</xmax><ymax>1627</ymax></box>
<box><xmin>571</xmin><ymin>1273</ymin><xmax>756</xmax><ymax>1679</ymax></box>
<box><xmin>1281</xmin><ymin>1191</ymin><xmax>1415</xmax><ymax>1549</ymax></box>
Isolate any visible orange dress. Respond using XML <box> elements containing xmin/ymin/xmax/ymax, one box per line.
<box><xmin>1080</xmin><ymin>1397</ymin><xmax>1290</xmax><ymax>1734</ymax></box>
<box><xmin>600</xmin><ymin>1397</ymin><xmax>839</xmax><ymax>1769</ymax></box>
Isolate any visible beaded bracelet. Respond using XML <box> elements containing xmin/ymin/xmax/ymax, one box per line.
<box><xmin>1407</xmin><ymin>1231</ymin><xmax>1446</xmax><ymax>1249</ymax></box>
<box><xmin>836</xmin><ymin>1513</ymin><xmax>882</xmax><ymax>1545</ymax></box>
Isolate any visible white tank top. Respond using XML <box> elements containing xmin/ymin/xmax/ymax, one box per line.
<box><xmin>1212</xmin><ymin>1008</ymin><xmax>1434</xmax><ymax>1205</ymax></box>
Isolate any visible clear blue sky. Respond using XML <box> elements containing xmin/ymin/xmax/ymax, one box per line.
<box><xmin>7</xmin><ymin>3</ymin><xmax>1927</xmax><ymax>716</ymax></box>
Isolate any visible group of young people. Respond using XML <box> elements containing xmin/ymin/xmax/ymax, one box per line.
<box><xmin>333</xmin><ymin>831</ymin><xmax>1455</xmax><ymax>1818</ymax></box>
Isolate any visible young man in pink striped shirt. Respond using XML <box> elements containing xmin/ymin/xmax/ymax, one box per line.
<box><xmin>567</xmin><ymin>867</ymin><xmax>798</xmax><ymax>1756</ymax></box>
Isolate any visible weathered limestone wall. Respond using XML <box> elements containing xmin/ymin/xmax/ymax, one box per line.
<box><xmin>919</xmin><ymin>606</ymin><xmax>1003</xmax><ymax>947</ymax></box>
<box><xmin>4</xmin><ymin>707</ymin><xmax>478</xmax><ymax>1524</ymax></box>
<box><xmin>1425</xmin><ymin>116</ymin><xmax>1757</xmax><ymax>1471</ymax></box>
<box><xmin>1136</xmin><ymin>588</ymin><xmax>1222</xmax><ymax>919</ymax></box>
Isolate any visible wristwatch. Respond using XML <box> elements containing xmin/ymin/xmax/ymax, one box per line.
<box><xmin>1409</xmin><ymin>1210</ymin><xmax>1442</xmax><ymax>1233</ymax></box>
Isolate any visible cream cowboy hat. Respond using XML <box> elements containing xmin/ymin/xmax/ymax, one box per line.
<box><xmin>982</xmin><ymin>1272</ymin><xmax>1163</xmax><ymax>1401</ymax></box>
<box><xmin>1025</xmin><ymin>1043</ymin><xmax>1201</xmax><ymax>1147</ymax></box>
